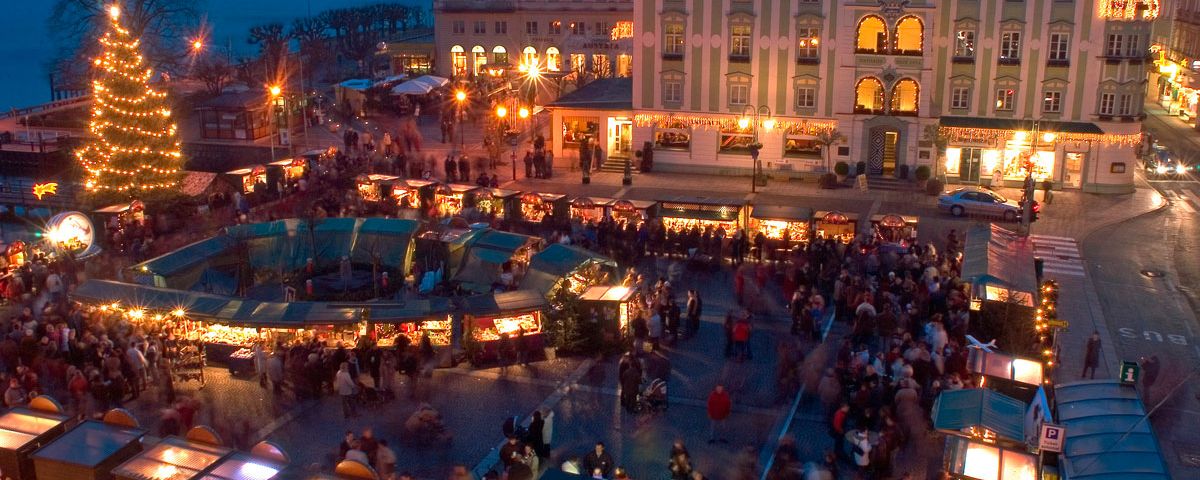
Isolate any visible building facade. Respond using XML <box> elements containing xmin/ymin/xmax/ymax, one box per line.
<box><xmin>432</xmin><ymin>0</ymin><xmax>635</xmax><ymax>81</ymax></box>
<box><xmin>632</xmin><ymin>0</ymin><xmax>1153</xmax><ymax>193</ymax></box>
<box><xmin>1153</xmin><ymin>0</ymin><xmax>1200</xmax><ymax>125</ymax></box>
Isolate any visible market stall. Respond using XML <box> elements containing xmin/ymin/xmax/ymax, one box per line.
<box><xmin>932</xmin><ymin>389</ymin><xmax>1038</xmax><ymax>480</ymax></box>
<box><xmin>657</xmin><ymin>197</ymin><xmax>743</xmax><ymax>233</ymax></box>
<box><xmin>0</xmin><ymin>396</ymin><xmax>70</xmax><ymax>480</ymax></box>
<box><xmin>226</xmin><ymin>165</ymin><xmax>269</xmax><ymax>195</ymax></box>
<box><xmin>32</xmin><ymin>410</ymin><xmax>146</xmax><ymax>480</ymax></box>
<box><xmin>578</xmin><ymin>285</ymin><xmax>637</xmax><ymax>340</ymax></box>
<box><xmin>961</xmin><ymin>224</ymin><xmax>1037</xmax><ymax>311</ymax></box>
<box><xmin>434</xmin><ymin>184</ymin><xmax>484</xmax><ymax>218</ymax></box>
<box><xmin>111</xmin><ymin>433</ymin><xmax>231</xmax><ymax>480</ymax></box>
<box><xmin>268</xmin><ymin>157</ymin><xmax>308</xmax><ymax>187</ymax></box>
<box><xmin>463</xmin><ymin>290</ymin><xmax>548</xmax><ymax>364</ymax></box>
<box><xmin>609</xmin><ymin>200</ymin><xmax>657</xmax><ymax>227</ymax></box>
<box><xmin>519</xmin><ymin>244</ymin><xmax>618</xmax><ymax>299</ymax></box>
<box><xmin>518</xmin><ymin>193</ymin><xmax>569</xmax><ymax>226</ymax></box>
<box><xmin>749</xmin><ymin>204</ymin><xmax>813</xmax><ymax>259</ymax></box>
<box><xmin>357</xmin><ymin>174</ymin><xmax>400</xmax><ymax>203</ymax></box>
<box><xmin>813</xmin><ymin>211</ymin><xmax>859</xmax><ymax>244</ymax></box>
<box><xmin>203</xmin><ymin>449</ymin><xmax>288</xmax><ymax>480</ymax></box>
<box><xmin>5</xmin><ymin>241</ymin><xmax>28</xmax><ymax>269</ymax></box>
<box><xmin>1054</xmin><ymin>381</ymin><xmax>1169</xmax><ymax>480</ymax></box>
<box><xmin>392</xmin><ymin>179</ymin><xmax>438</xmax><ymax>211</ymax></box>
<box><xmin>94</xmin><ymin>200</ymin><xmax>146</xmax><ymax>245</ymax></box>
<box><xmin>569</xmin><ymin>197</ymin><xmax>615</xmax><ymax>224</ymax></box>
<box><xmin>368</xmin><ymin>298</ymin><xmax>454</xmax><ymax>348</ymax></box>
<box><xmin>473</xmin><ymin>188</ymin><xmax>520</xmax><ymax>220</ymax></box>
<box><xmin>453</xmin><ymin>229</ymin><xmax>542</xmax><ymax>293</ymax></box>
<box><xmin>870</xmin><ymin>214</ymin><xmax>918</xmax><ymax>246</ymax></box>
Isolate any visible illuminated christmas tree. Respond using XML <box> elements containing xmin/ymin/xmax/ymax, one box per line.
<box><xmin>77</xmin><ymin>3</ymin><xmax>182</xmax><ymax>200</ymax></box>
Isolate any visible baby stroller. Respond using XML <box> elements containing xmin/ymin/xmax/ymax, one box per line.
<box><xmin>636</xmin><ymin>378</ymin><xmax>668</xmax><ymax>413</ymax></box>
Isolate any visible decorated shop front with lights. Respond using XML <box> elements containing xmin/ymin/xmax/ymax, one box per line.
<box><xmin>938</xmin><ymin>117</ymin><xmax>1138</xmax><ymax>193</ymax></box>
<box><xmin>463</xmin><ymin>290</ymin><xmax>548</xmax><ymax>364</ymax></box>
<box><xmin>631</xmin><ymin>112</ymin><xmax>840</xmax><ymax>177</ymax></box>
<box><xmin>657</xmin><ymin>197</ymin><xmax>744</xmax><ymax>234</ymax></box>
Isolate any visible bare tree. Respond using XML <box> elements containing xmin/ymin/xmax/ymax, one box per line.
<box><xmin>290</xmin><ymin>16</ymin><xmax>330</xmax><ymax>85</ymax></box>
<box><xmin>248</xmin><ymin>22</ymin><xmax>291</xmax><ymax>81</ymax></box>
<box><xmin>48</xmin><ymin>0</ymin><xmax>199</xmax><ymax>85</ymax></box>
<box><xmin>193</xmin><ymin>57</ymin><xmax>234</xmax><ymax>95</ymax></box>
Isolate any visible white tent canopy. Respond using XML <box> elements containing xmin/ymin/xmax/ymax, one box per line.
<box><xmin>390</xmin><ymin>81</ymin><xmax>433</xmax><ymax>95</ymax></box>
<box><xmin>411</xmin><ymin>75</ymin><xmax>449</xmax><ymax>89</ymax></box>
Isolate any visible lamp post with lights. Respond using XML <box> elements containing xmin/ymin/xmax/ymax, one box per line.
<box><xmin>739</xmin><ymin>104</ymin><xmax>775</xmax><ymax>193</ymax></box>
<box><xmin>454</xmin><ymin>89</ymin><xmax>467</xmax><ymax>155</ymax></box>
<box><xmin>269</xmin><ymin>84</ymin><xmax>283</xmax><ymax>160</ymax></box>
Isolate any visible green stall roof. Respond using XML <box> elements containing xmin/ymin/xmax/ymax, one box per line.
<box><xmin>73</xmin><ymin>280</ymin><xmax>231</xmax><ymax>318</ymax></box>
<box><xmin>473</xmin><ymin>229</ymin><xmax>538</xmax><ymax>251</ymax></box>
<box><xmin>133</xmin><ymin>236</ymin><xmax>233</xmax><ymax>277</ymax></box>
<box><xmin>363</xmin><ymin>297</ymin><xmax>453</xmax><ymax>323</ymax></box>
<box><xmin>463</xmin><ymin>290</ymin><xmax>548</xmax><ymax>317</ymax></box>
<box><xmin>1054</xmin><ymin>380</ymin><xmax>1169</xmax><ymax>480</ymax></box>
<box><xmin>932</xmin><ymin>388</ymin><xmax>1027</xmax><ymax>443</ymax></box>
<box><xmin>520</xmin><ymin>244</ymin><xmax>617</xmax><ymax>296</ymax></box>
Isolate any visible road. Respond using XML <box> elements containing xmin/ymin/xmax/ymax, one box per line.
<box><xmin>1090</xmin><ymin>104</ymin><xmax>1200</xmax><ymax>475</ymax></box>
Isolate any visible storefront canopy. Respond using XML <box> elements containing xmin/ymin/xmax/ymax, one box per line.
<box><xmin>1054</xmin><ymin>380</ymin><xmax>1169</xmax><ymax>480</ymax></box>
<box><xmin>74</xmin><ymin>280</ymin><xmax>231</xmax><ymax>319</ymax></box>
<box><xmin>658</xmin><ymin>196</ymin><xmax>743</xmax><ymax>221</ymax></box>
<box><xmin>520</xmin><ymin>244</ymin><xmax>617</xmax><ymax>296</ymax></box>
<box><xmin>939</xmin><ymin>116</ymin><xmax>1105</xmax><ymax>135</ymax></box>
<box><xmin>463</xmin><ymin>290</ymin><xmax>548</xmax><ymax>317</ymax></box>
<box><xmin>961</xmin><ymin>224</ymin><xmax>1037</xmax><ymax>303</ymax></box>
<box><xmin>751</xmin><ymin>204</ymin><xmax>814</xmax><ymax>222</ymax></box>
<box><xmin>134</xmin><ymin>236</ymin><xmax>234</xmax><ymax>279</ymax></box>
<box><xmin>932</xmin><ymin>388</ymin><xmax>1027</xmax><ymax>443</ymax></box>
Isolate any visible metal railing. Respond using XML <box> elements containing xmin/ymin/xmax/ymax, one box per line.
<box><xmin>0</xmin><ymin>96</ymin><xmax>91</xmax><ymax>120</ymax></box>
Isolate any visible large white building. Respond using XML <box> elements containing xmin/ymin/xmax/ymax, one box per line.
<box><xmin>432</xmin><ymin>0</ymin><xmax>634</xmax><ymax>81</ymax></box>
<box><xmin>627</xmin><ymin>0</ymin><xmax>1154</xmax><ymax>193</ymax></box>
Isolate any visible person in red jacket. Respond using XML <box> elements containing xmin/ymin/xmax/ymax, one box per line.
<box><xmin>707</xmin><ymin>384</ymin><xmax>732</xmax><ymax>444</ymax></box>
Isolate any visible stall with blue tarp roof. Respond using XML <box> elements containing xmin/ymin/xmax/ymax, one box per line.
<box><xmin>1054</xmin><ymin>380</ymin><xmax>1169</xmax><ymax>480</ymax></box>
<box><xmin>933</xmin><ymin>388</ymin><xmax>1027</xmax><ymax>444</ymax></box>
<box><xmin>462</xmin><ymin>290</ymin><xmax>548</xmax><ymax>364</ymax></box>
<box><xmin>453</xmin><ymin>229</ymin><xmax>542</xmax><ymax>292</ymax></box>
<box><xmin>520</xmin><ymin>244</ymin><xmax>618</xmax><ymax>298</ymax></box>
<box><xmin>357</xmin><ymin>297</ymin><xmax>454</xmax><ymax>348</ymax></box>
<box><xmin>350</xmin><ymin>218</ymin><xmax>419</xmax><ymax>270</ymax></box>
<box><xmin>32</xmin><ymin>417</ymin><xmax>146</xmax><ymax>480</ymax></box>
<box><xmin>131</xmin><ymin>236</ymin><xmax>235</xmax><ymax>289</ymax></box>
<box><xmin>932</xmin><ymin>388</ymin><xmax>1040</xmax><ymax>480</ymax></box>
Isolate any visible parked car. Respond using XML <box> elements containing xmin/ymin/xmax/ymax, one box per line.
<box><xmin>937</xmin><ymin>186</ymin><xmax>1022</xmax><ymax>221</ymax></box>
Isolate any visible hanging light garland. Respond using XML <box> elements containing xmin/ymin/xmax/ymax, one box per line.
<box><xmin>938</xmin><ymin>126</ymin><xmax>1141</xmax><ymax>147</ymax></box>
<box><xmin>634</xmin><ymin>113</ymin><xmax>837</xmax><ymax>135</ymax></box>
<box><xmin>76</xmin><ymin>3</ymin><xmax>183</xmax><ymax>197</ymax></box>
<box><xmin>1034</xmin><ymin>280</ymin><xmax>1065</xmax><ymax>369</ymax></box>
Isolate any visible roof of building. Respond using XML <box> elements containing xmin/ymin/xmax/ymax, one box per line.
<box><xmin>939</xmin><ymin>116</ymin><xmax>1105</xmax><ymax>135</ymax></box>
<box><xmin>195</xmin><ymin>91</ymin><xmax>268</xmax><ymax>110</ymax></box>
<box><xmin>931</xmin><ymin>388</ymin><xmax>1027</xmax><ymax>444</ymax></box>
<box><xmin>546</xmin><ymin>78</ymin><xmax>632</xmax><ymax>111</ymax></box>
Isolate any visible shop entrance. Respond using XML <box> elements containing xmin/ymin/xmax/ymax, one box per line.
<box><xmin>1063</xmin><ymin>152</ymin><xmax>1084</xmax><ymax>189</ymax></box>
<box><xmin>867</xmin><ymin>126</ymin><xmax>901</xmax><ymax>175</ymax></box>
<box><xmin>608</xmin><ymin>117</ymin><xmax>633</xmax><ymax>159</ymax></box>
<box><xmin>959</xmin><ymin>147</ymin><xmax>983</xmax><ymax>183</ymax></box>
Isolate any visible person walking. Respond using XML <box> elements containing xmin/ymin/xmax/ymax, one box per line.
<box><xmin>706</xmin><ymin>385</ymin><xmax>731</xmax><ymax>443</ymax></box>
<box><xmin>335</xmin><ymin>362</ymin><xmax>358</xmax><ymax>419</ymax></box>
<box><xmin>685</xmin><ymin>290</ymin><xmax>702</xmax><ymax>339</ymax></box>
<box><xmin>1082</xmin><ymin>331</ymin><xmax>1101</xmax><ymax>379</ymax></box>
<box><xmin>732</xmin><ymin>316</ymin><xmax>752</xmax><ymax>362</ymax></box>
<box><xmin>851</xmin><ymin>427</ymin><xmax>872</xmax><ymax>475</ymax></box>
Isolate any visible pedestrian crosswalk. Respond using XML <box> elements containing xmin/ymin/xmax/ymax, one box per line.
<box><xmin>1029</xmin><ymin>234</ymin><xmax>1085</xmax><ymax>277</ymax></box>
<box><xmin>1163</xmin><ymin>188</ymin><xmax>1200</xmax><ymax>214</ymax></box>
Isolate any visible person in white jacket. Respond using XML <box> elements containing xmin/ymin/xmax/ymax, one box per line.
<box><xmin>335</xmin><ymin>362</ymin><xmax>358</xmax><ymax>419</ymax></box>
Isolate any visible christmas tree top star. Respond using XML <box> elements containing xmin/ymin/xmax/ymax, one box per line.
<box><xmin>77</xmin><ymin>3</ymin><xmax>183</xmax><ymax>201</ymax></box>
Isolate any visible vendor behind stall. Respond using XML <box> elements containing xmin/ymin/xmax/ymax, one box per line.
<box><xmin>813</xmin><ymin>210</ymin><xmax>859</xmax><ymax>244</ymax></box>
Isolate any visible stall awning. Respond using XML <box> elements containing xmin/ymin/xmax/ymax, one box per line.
<box><xmin>216</xmin><ymin>300</ymin><xmax>362</xmax><ymax>328</ymax></box>
<box><xmin>1054</xmin><ymin>381</ymin><xmax>1169</xmax><ymax>480</ymax></box>
<box><xmin>463</xmin><ymin>290</ymin><xmax>548</xmax><ymax>316</ymax></box>
<box><xmin>751</xmin><ymin>204</ymin><xmax>814</xmax><ymax>222</ymax></box>
<box><xmin>473</xmin><ymin>229</ymin><xmax>538</xmax><ymax>252</ymax></box>
<box><xmin>932</xmin><ymin>388</ymin><xmax>1027</xmax><ymax>443</ymax></box>
<box><xmin>363</xmin><ymin>298</ymin><xmax>452</xmax><ymax>323</ymax></box>
<box><xmin>520</xmin><ymin>244</ymin><xmax>618</xmax><ymax>296</ymax></box>
<box><xmin>961</xmin><ymin>224</ymin><xmax>1037</xmax><ymax>301</ymax></box>
<box><xmin>578</xmin><ymin>285</ymin><xmax>635</xmax><ymax>302</ymax></box>
<box><xmin>132</xmin><ymin>236</ymin><xmax>233</xmax><ymax>278</ymax></box>
<box><xmin>74</xmin><ymin>280</ymin><xmax>231</xmax><ymax>319</ymax></box>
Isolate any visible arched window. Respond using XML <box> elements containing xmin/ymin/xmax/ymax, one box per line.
<box><xmin>450</xmin><ymin>45</ymin><xmax>466</xmax><ymax>77</ymax></box>
<box><xmin>546</xmin><ymin>47</ymin><xmax>561</xmax><ymax>71</ymax></box>
<box><xmin>855</xmin><ymin>77</ymin><xmax>885</xmax><ymax>113</ymax></box>
<box><xmin>471</xmin><ymin>45</ymin><xmax>487</xmax><ymax>76</ymax></box>
<box><xmin>891</xmin><ymin>78</ymin><xmax>920</xmax><ymax>115</ymax></box>
<box><xmin>856</xmin><ymin>16</ymin><xmax>888</xmax><ymax>54</ymax></box>
<box><xmin>894</xmin><ymin>16</ymin><xmax>924</xmax><ymax>55</ymax></box>
<box><xmin>522</xmin><ymin>46</ymin><xmax>538</xmax><ymax>69</ymax></box>
<box><xmin>492</xmin><ymin>46</ymin><xmax>508</xmax><ymax>65</ymax></box>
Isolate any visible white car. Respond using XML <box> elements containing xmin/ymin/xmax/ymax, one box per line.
<box><xmin>937</xmin><ymin>186</ymin><xmax>1023</xmax><ymax>221</ymax></box>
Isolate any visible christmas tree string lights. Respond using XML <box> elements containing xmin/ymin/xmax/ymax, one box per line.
<box><xmin>76</xmin><ymin>3</ymin><xmax>183</xmax><ymax>198</ymax></box>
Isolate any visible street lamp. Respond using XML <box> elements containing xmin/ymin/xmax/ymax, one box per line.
<box><xmin>455</xmin><ymin>89</ymin><xmax>467</xmax><ymax>154</ymax></box>
<box><xmin>269</xmin><ymin>85</ymin><xmax>283</xmax><ymax>161</ymax></box>
<box><xmin>739</xmin><ymin>104</ymin><xmax>773</xmax><ymax>193</ymax></box>
<box><xmin>192</xmin><ymin>39</ymin><xmax>204</xmax><ymax>52</ymax></box>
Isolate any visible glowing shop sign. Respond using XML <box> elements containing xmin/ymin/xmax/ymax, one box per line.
<box><xmin>611</xmin><ymin>21</ymin><xmax>633</xmax><ymax>40</ymax></box>
<box><xmin>45</xmin><ymin>211</ymin><xmax>97</xmax><ymax>258</ymax></box>
<box><xmin>32</xmin><ymin>182</ymin><xmax>58</xmax><ymax>200</ymax></box>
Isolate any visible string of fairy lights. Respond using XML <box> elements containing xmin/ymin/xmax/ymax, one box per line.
<box><xmin>76</xmin><ymin>4</ymin><xmax>183</xmax><ymax>195</ymax></box>
<box><xmin>1035</xmin><ymin>280</ymin><xmax>1063</xmax><ymax>369</ymax></box>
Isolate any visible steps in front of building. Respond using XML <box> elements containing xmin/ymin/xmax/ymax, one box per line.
<box><xmin>856</xmin><ymin>175</ymin><xmax>915</xmax><ymax>191</ymax></box>
<box><xmin>599</xmin><ymin>158</ymin><xmax>638</xmax><ymax>174</ymax></box>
